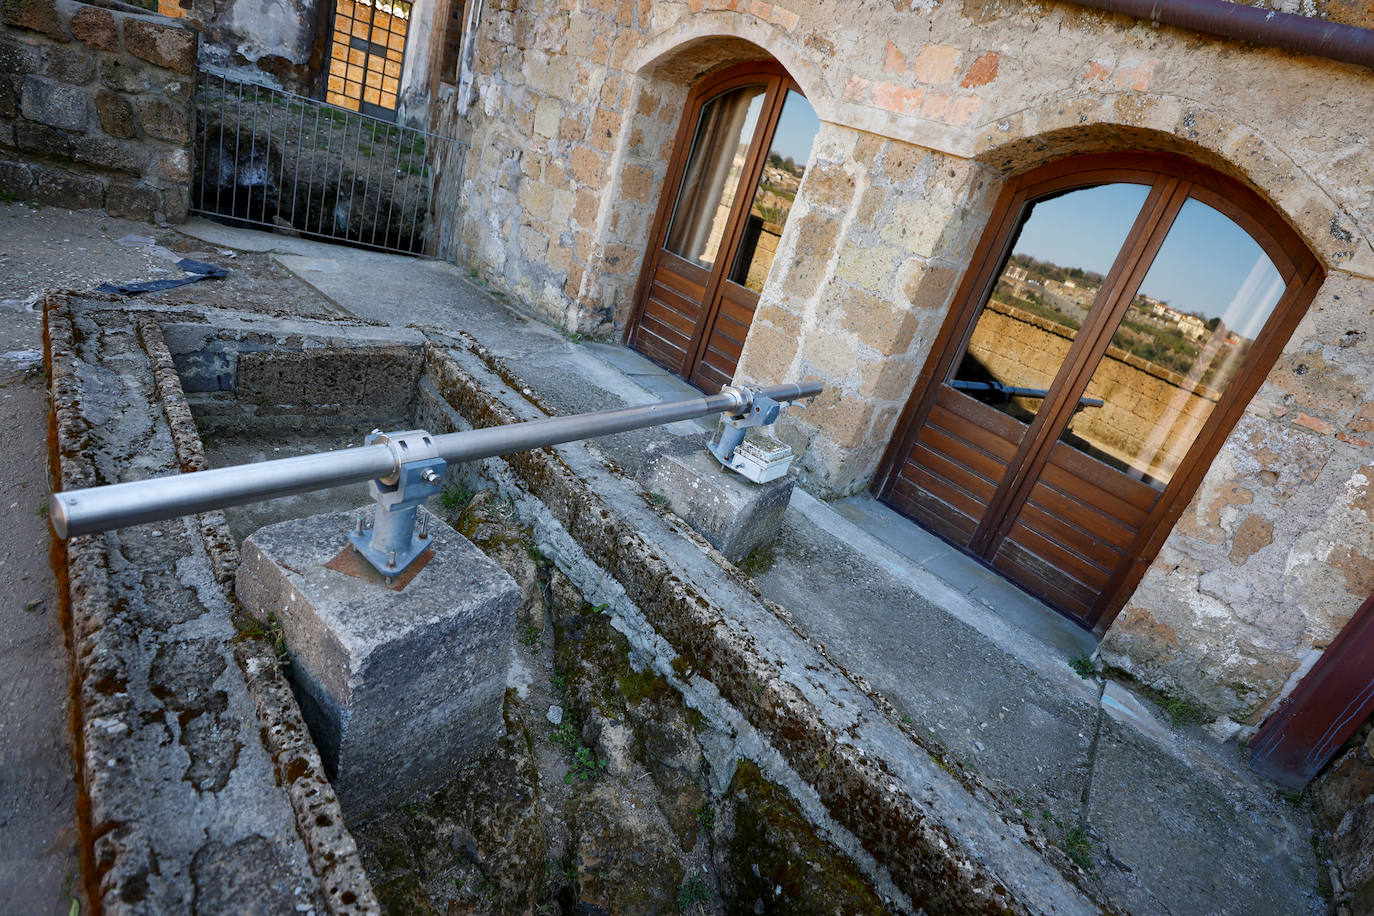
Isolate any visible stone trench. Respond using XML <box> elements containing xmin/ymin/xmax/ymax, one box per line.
<box><xmin>46</xmin><ymin>290</ymin><xmax>1110</xmax><ymax>914</ymax></box>
<box><xmin>350</xmin><ymin>488</ymin><xmax>895</xmax><ymax>915</ymax></box>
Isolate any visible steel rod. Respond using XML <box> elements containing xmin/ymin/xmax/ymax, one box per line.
<box><xmin>50</xmin><ymin>381</ymin><xmax>822</xmax><ymax>539</ymax></box>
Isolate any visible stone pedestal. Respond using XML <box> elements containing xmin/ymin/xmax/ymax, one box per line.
<box><xmin>237</xmin><ymin>506</ymin><xmax>519</xmax><ymax>819</ymax></box>
<box><xmin>637</xmin><ymin>434</ymin><xmax>794</xmax><ymax>564</ymax></box>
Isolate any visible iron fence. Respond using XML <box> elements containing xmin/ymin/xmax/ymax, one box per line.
<box><xmin>193</xmin><ymin>71</ymin><xmax>467</xmax><ymax>255</ymax></box>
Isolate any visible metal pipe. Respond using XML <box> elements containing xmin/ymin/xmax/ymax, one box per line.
<box><xmin>49</xmin><ymin>381</ymin><xmax>822</xmax><ymax>539</ymax></box>
<box><xmin>1062</xmin><ymin>0</ymin><xmax>1374</xmax><ymax>69</ymax></box>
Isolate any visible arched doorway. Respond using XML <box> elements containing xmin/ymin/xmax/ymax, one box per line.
<box><xmin>874</xmin><ymin>152</ymin><xmax>1323</xmax><ymax>631</ymax></box>
<box><xmin>626</xmin><ymin>61</ymin><xmax>819</xmax><ymax>392</ymax></box>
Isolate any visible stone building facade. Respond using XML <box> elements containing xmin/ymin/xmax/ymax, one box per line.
<box><xmin>431</xmin><ymin>0</ymin><xmax>1374</xmax><ymax>744</ymax></box>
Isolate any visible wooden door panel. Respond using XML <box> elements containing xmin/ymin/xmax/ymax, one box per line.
<box><xmin>1015</xmin><ymin>500</ymin><xmax>1126</xmax><ymax>571</ymax></box>
<box><xmin>916</xmin><ymin>424</ymin><xmax>1011</xmax><ymax>488</ymax></box>
<box><xmin>889</xmin><ymin>474</ymin><xmax>981</xmax><ymax>543</ymax></box>
<box><xmin>992</xmin><ymin>540</ymin><xmax>1097</xmax><ymax>619</ymax></box>
<box><xmin>1003</xmin><ymin>520</ymin><xmax>1113</xmax><ymax>595</ymax></box>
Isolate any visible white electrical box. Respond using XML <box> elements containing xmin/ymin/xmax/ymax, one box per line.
<box><xmin>724</xmin><ymin>430</ymin><xmax>794</xmax><ymax>484</ymax></box>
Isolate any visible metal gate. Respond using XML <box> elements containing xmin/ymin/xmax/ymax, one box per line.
<box><xmin>193</xmin><ymin>71</ymin><xmax>467</xmax><ymax>255</ymax></box>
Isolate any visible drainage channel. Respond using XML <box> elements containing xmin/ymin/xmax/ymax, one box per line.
<box><xmin>47</xmin><ymin>292</ymin><xmax>1106</xmax><ymax>914</ymax></box>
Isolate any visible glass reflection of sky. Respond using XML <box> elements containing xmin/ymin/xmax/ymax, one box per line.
<box><xmin>770</xmin><ymin>91</ymin><xmax>820</xmax><ymax>164</ymax></box>
<box><xmin>1015</xmin><ymin>186</ymin><xmax>1282</xmax><ymax>337</ymax></box>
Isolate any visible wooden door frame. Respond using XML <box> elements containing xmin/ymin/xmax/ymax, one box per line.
<box><xmin>873</xmin><ymin>151</ymin><xmax>1324</xmax><ymax>633</ymax></box>
<box><xmin>623</xmin><ymin>60</ymin><xmax>796</xmax><ymax>382</ymax></box>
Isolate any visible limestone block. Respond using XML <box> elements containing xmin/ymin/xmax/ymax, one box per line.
<box><xmin>122</xmin><ymin>18</ymin><xmax>195</xmax><ymax>75</ymax></box>
<box><xmin>69</xmin><ymin>6</ymin><xmax>118</xmax><ymax>52</ymax></box>
<box><xmin>20</xmin><ymin>74</ymin><xmax>88</xmax><ymax>130</ymax></box>
<box><xmin>1</xmin><ymin>0</ymin><xmax>66</xmax><ymax>42</ymax></box>
<box><xmin>0</xmin><ymin>75</ymin><xmax>16</xmax><ymax>118</ymax></box>
<box><xmin>0</xmin><ymin>157</ymin><xmax>33</xmax><ymax>196</ymax></box>
<box><xmin>105</xmin><ymin>180</ymin><xmax>159</xmax><ymax>219</ymax></box>
<box><xmin>94</xmin><ymin>89</ymin><xmax>134</xmax><ymax>138</ymax></box>
<box><xmin>32</xmin><ymin>164</ymin><xmax>103</xmax><ymax>208</ymax></box>
<box><xmin>637</xmin><ymin>434</ymin><xmax>794</xmax><ymax>565</ymax></box>
<box><xmin>238</xmin><ymin>507</ymin><xmax>519</xmax><ymax>818</ymax></box>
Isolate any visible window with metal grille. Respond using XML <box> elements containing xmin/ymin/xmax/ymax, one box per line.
<box><xmin>326</xmin><ymin>0</ymin><xmax>411</xmax><ymax>119</ymax></box>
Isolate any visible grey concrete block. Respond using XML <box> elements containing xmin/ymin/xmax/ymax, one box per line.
<box><xmin>20</xmin><ymin>75</ymin><xmax>88</xmax><ymax>130</ymax></box>
<box><xmin>637</xmin><ymin>433</ymin><xmax>794</xmax><ymax>565</ymax></box>
<box><xmin>32</xmin><ymin>164</ymin><xmax>103</xmax><ymax>208</ymax></box>
<box><xmin>238</xmin><ymin>507</ymin><xmax>519</xmax><ymax>819</ymax></box>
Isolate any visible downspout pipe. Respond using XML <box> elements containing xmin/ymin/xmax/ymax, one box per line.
<box><xmin>1062</xmin><ymin>0</ymin><xmax>1374</xmax><ymax>70</ymax></box>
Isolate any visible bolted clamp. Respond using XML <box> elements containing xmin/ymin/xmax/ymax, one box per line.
<box><xmin>708</xmin><ymin>386</ymin><xmax>796</xmax><ymax>484</ymax></box>
<box><xmin>348</xmin><ymin>429</ymin><xmax>446</xmax><ymax>579</ymax></box>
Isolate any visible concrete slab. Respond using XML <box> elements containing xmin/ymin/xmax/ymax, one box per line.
<box><xmin>238</xmin><ymin>507</ymin><xmax>520</xmax><ymax>819</ymax></box>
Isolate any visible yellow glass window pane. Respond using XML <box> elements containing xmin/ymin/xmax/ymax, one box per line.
<box><xmin>328</xmin><ymin>74</ymin><xmax>345</xmax><ymax>93</ymax></box>
<box><xmin>387</xmin><ymin>31</ymin><xmax>406</xmax><ymax>50</ymax></box>
<box><xmin>383</xmin><ymin>58</ymin><xmax>402</xmax><ymax>77</ymax></box>
<box><xmin>365</xmin><ymin>70</ymin><xmax>383</xmax><ymax>89</ymax></box>
<box><xmin>346</xmin><ymin>63</ymin><xmax>364</xmax><ymax>82</ymax></box>
<box><xmin>348</xmin><ymin>47</ymin><xmax>366</xmax><ymax>66</ymax></box>
<box><xmin>380</xmin><ymin>93</ymin><xmax>397</xmax><ymax>109</ymax></box>
<box><xmin>351</xmin><ymin>20</ymin><xmax>370</xmax><ymax>38</ymax></box>
<box><xmin>364</xmin><ymin>87</ymin><xmax>382</xmax><ymax>105</ymax></box>
<box><xmin>381</xmin><ymin>75</ymin><xmax>399</xmax><ymax>93</ymax></box>
<box><xmin>337</xmin><ymin>0</ymin><xmax>354</xmax><ymax>18</ymax></box>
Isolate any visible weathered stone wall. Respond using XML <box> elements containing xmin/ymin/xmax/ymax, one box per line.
<box><xmin>436</xmin><ymin>0</ymin><xmax>1374</xmax><ymax>727</ymax></box>
<box><xmin>0</xmin><ymin>0</ymin><xmax>194</xmax><ymax>220</ymax></box>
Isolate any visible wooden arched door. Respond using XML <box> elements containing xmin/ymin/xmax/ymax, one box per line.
<box><xmin>626</xmin><ymin>62</ymin><xmax>819</xmax><ymax>392</ymax></box>
<box><xmin>874</xmin><ymin>153</ymin><xmax>1323</xmax><ymax>631</ymax></box>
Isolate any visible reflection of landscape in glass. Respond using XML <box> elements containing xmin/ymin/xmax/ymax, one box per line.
<box><xmin>729</xmin><ymin>91</ymin><xmax>818</xmax><ymax>292</ymax></box>
<box><xmin>956</xmin><ymin>183</ymin><xmax>1149</xmax><ymax>425</ymax></box>
<box><xmin>956</xmin><ymin>185</ymin><xmax>1285</xmax><ymax>489</ymax></box>
<box><xmin>664</xmin><ymin>87</ymin><xmax>766</xmax><ymax>269</ymax></box>
<box><xmin>1062</xmin><ymin>197</ymin><xmax>1282</xmax><ymax>487</ymax></box>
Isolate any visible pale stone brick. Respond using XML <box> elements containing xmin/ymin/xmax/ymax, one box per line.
<box><xmin>533</xmin><ymin>97</ymin><xmax>562</xmax><ymax>138</ymax></box>
<box><xmin>835</xmin><ymin>241</ymin><xmax>901</xmax><ymax>291</ymax></box>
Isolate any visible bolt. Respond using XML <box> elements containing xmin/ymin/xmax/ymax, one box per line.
<box><xmin>355</xmin><ymin>516</ymin><xmax>364</xmax><ymax>535</ymax></box>
<box><xmin>418</xmin><ymin>514</ymin><xmax>430</xmax><ymax>539</ymax></box>
<box><xmin>421</xmin><ymin>468</ymin><xmax>440</xmax><ymax>484</ymax></box>
<box><xmin>387</xmin><ymin>550</ymin><xmax>397</xmax><ymax>568</ymax></box>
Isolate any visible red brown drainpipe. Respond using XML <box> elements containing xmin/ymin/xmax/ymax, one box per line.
<box><xmin>1061</xmin><ymin>0</ymin><xmax>1374</xmax><ymax>69</ymax></box>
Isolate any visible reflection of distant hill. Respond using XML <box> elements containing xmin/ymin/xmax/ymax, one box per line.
<box><xmin>995</xmin><ymin>252</ymin><xmax>1251</xmax><ymax>385</ymax></box>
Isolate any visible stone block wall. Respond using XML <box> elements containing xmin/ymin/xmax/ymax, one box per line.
<box><xmin>0</xmin><ymin>0</ymin><xmax>195</xmax><ymax>221</ymax></box>
<box><xmin>437</xmin><ymin>0</ymin><xmax>1374</xmax><ymax>728</ymax></box>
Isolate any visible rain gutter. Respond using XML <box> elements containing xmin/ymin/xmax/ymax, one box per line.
<box><xmin>1061</xmin><ymin>0</ymin><xmax>1374</xmax><ymax>69</ymax></box>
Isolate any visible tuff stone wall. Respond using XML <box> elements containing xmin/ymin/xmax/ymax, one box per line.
<box><xmin>0</xmin><ymin>0</ymin><xmax>194</xmax><ymax>220</ymax></box>
<box><xmin>437</xmin><ymin>0</ymin><xmax>1374</xmax><ymax>731</ymax></box>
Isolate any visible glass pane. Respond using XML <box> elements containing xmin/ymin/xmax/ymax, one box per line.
<box><xmin>727</xmin><ymin>90</ymin><xmax>819</xmax><ymax>292</ymax></box>
<box><xmin>953</xmin><ymin>183</ymin><xmax>1151</xmax><ymax>424</ymax></box>
<box><xmin>1061</xmin><ymin>196</ymin><xmax>1284</xmax><ymax>488</ymax></box>
<box><xmin>664</xmin><ymin>85</ymin><xmax>767</xmax><ymax>269</ymax></box>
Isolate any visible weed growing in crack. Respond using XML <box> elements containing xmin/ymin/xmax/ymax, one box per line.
<box><xmin>694</xmin><ymin>802</ymin><xmax>714</xmax><ymax>829</ymax></box>
<box><xmin>1069</xmin><ymin>653</ymin><xmax>1098</xmax><ymax>679</ymax></box>
<box><xmin>565</xmin><ymin>745</ymin><xmax>605</xmax><ymax>783</ymax></box>
<box><xmin>550</xmin><ymin>671</ymin><xmax>567</xmax><ymax>693</ymax></box>
<box><xmin>438</xmin><ymin>483</ymin><xmax>472</xmax><ymax>514</ymax></box>
<box><xmin>676</xmin><ymin>874</ymin><xmax>711</xmax><ymax>910</ymax></box>
<box><xmin>521</xmin><ymin>622</ymin><xmax>543</xmax><ymax>651</ymax></box>
<box><xmin>1062</xmin><ymin>826</ymin><xmax>1094</xmax><ymax>871</ymax></box>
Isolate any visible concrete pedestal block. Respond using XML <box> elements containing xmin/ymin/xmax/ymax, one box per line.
<box><xmin>237</xmin><ymin>506</ymin><xmax>519</xmax><ymax>819</ymax></box>
<box><xmin>638</xmin><ymin>434</ymin><xmax>794</xmax><ymax>564</ymax></box>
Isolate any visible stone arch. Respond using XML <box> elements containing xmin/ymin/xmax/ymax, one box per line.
<box><xmin>965</xmin><ymin>92</ymin><xmax>1369</xmax><ymax>275</ymax></box>
<box><xmin>629</xmin><ymin>13</ymin><xmax>826</xmax><ymax>114</ymax></box>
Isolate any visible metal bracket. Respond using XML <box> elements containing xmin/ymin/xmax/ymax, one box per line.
<box><xmin>708</xmin><ymin>386</ymin><xmax>795</xmax><ymax>484</ymax></box>
<box><xmin>348</xmin><ymin>429</ymin><xmax>446</xmax><ymax>580</ymax></box>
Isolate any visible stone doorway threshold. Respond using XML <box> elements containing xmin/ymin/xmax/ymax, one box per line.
<box><xmin>167</xmin><ymin>219</ymin><xmax>1325</xmax><ymax>915</ymax></box>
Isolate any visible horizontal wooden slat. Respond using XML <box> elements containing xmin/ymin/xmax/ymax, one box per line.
<box><xmin>935</xmin><ymin>385</ymin><xmax>1028</xmax><ymax>448</ymax></box>
<box><xmin>1047</xmin><ymin>440</ymin><xmax>1159</xmax><ymax>513</ymax></box>
<box><xmin>647</xmin><ymin>281</ymin><xmax>704</xmax><ymax>327</ymax></box>
<box><xmin>1021</xmin><ymin>480</ymin><xmax>1138</xmax><ymax>550</ymax></box>
<box><xmin>889</xmin><ymin>477</ymin><xmax>978</xmax><ymax>545</ymax></box>
<box><xmin>643</xmin><ymin>296</ymin><xmax>696</xmax><ymax>339</ymax></box>
<box><xmin>992</xmin><ymin>540</ymin><xmax>1094</xmax><ymax>621</ymax></box>
<box><xmin>915</xmin><ymin>424</ymin><xmax>1010</xmax><ymax>488</ymax></box>
<box><xmin>1015</xmin><ymin>500</ymin><xmax>1126</xmax><ymax>570</ymax></box>
<box><xmin>1003</xmin><ymin>521</ymin><xmax>1112</xmax><ymax>593</ymax></box>
<box><xmin>658</xmin><ymin>252</ymin><xmax>710</xmax><ymax>296</ymax></box>
<box><xmin>1037</xmin><ymin>457</ymin><xmax>1150</xmax><ymax>530</ymax></box>
<box><xmin>896</xmin><ymin>465</ymin><xmax>989</xmax><ymax>529</ymax></box>
<box><xmin>637</xmin><ymin>311</ymin><xmax>690</xmax><ymax>354</ymax></box>
<box><xmin>901</xmin><ymin>444</ymin><xmax>998</xmax><ymax>504</ymax></box>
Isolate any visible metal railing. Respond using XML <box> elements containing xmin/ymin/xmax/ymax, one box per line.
<box><xmin>193</xmin><ymin>71</ymin><xmax>468</xmax><ymax>255</ymax></box>
<box><xmin>50</xmin><ymin>381</ymin><xmax>823</xmax><ymax>579</ymax></box>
